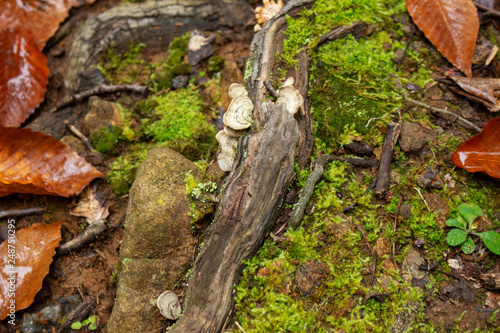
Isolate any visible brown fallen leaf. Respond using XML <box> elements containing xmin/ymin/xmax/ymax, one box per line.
<box><xmin>0</xmin><ymin>0</ymin><xmax>96</xmax><ymax>50</ymax></box>
<box><xmin>406</xmin><ymin>0</ymin><xmax>479</xmax><ymax>77</ymax></box>
<box><xmin>0</xmin><ymin>29</ymin><xmax>49</xmax><ymax>127</ymax></box>
<box><xmin>0</xmin><ymin>127</ymin><xmax>102</xmax><ymax>197</ymax></box>
<box><xmin>71</xmin><ymin>184</ymin><xmax>109</xmax><ymax>223</ymax></box>
<box><xmin>485</xmin><ymin>292</ymin><xmax>500</xmax><ymax>308</ymax></box>
<box><xmin>0</xmin><ymin>220</ymin><xmax>64</xmax><ymax>320</ymax></box>
<box><xmin>452</xmin><ymin>117</ymin><xmax>500</xmax><ymax>180</ymax></box>
<box><xmin>447</xmin><ymin>76</ymin><xmax>500</xmax><ymax>112</ymax></box>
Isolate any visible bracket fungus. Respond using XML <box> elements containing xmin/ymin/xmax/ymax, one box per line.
<box><xmin>223</xmin><ymin>94</ymin><xmax>254</xmax><ymax>130</ymax></box>
<box><xmin>216</xmin><ymin>130</ymin><xmax>239</xmax><ymax>172</ymax></box>
<box><xmin>276</xmin><ymin>77</ymin><xmax>303</xmax><ymax>115</ymax></box>
<box><xmin>254</xmin><ymin>0</ymin><xmax>284</xmax><ymax>31</ymax></box>
<box><xmin>228</xmin><ymin>83</ymin><xmax>249</xmax><ymax>99</ymax></box>
<box><xmin>157</xmin><ymin>291</ymin><xmax>182</xmax><ymax>320</ymax></box>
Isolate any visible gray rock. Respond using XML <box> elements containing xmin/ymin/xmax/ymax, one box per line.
<box><xmin>172</xmin><ymin>75</ymin><xmax>190</xmax><ymax>89</ymax></box>
<box><xmin>82</xmin><ymin>97</ymin><xmax>123</xmax><ymax>136</ymax></box>
<box><xmin>108</xmin><ymin>147</ymin><xmax>199</xmax><ymax>333</ymax></box>
<box><xmin>399</xmin><ymin>122</ymin><xmax>437</xmax><ymax>152</ymax></box>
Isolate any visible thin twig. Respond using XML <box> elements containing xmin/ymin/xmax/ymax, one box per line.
<box><xmin>390</xmin><ymin>74</ymin><xmax>481</xmax><ymax>132</ymax></box>
<box><xmin>64</xmin><ymin>120</ymin><xmax>94</xmax><ymax>151</ymax></box>
<box><xmin>264</xmin><ymin>80</ymin><xmax>278</xmax><ymax>98</ymax></box>
<box><xmin>50</xmin><ymin>84</ymin><xmax>149</xmax><ymax>112</ymax></box>
<box><xmin>58</xmin><ymin>219</ymin><xmax>107</xmax><ymax>254</ymax></box>
<box><xmin>0</xmin><ymin>207</ymin><xmax>46</xmax><ymax>219</ymax></box>
<box><xmin>374</xmin><ymin>122</ymin><xmax>401</xmax><ymax>196</ymax></box>
<box><xmin>396</xmin><ymin>27</ymin><xmax>414</xmax><ymax>71</ymax></box>
<box><xmin>391</xmin><ymin>198</ymin><xmax>402</xmax><ymax>262</ymax></box>
<box><xmin>474</xmin><ymin>1</ymin><xmax>500</xmax><ymax>20</ymax></box>
<box><xmin>235</xmin><ymin>321</ymin><xmax>247</xmax><ymax>333</ymax></box>
<box><xmin>370</xmin><ymin>250</ymin><xmax>378</xmax><ymax>286</ymax></box>
<box><xmin>414</xmin><ymin>187</ymin><xmax>430</xmax><ymax>212</ymax></box>
<box><xmin>355</xmin><ymin>224</ymin><xmax>373</xmax><ymax>254</ymax></box>
<box><xmin>289</xmin><ymin>155</ymin><xmax>377</xmax><ymax>229</ymax></box>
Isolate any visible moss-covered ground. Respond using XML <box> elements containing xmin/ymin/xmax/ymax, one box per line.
<box><xmin>228</xmin><ymin>0</ymin><xmax>500</xmax><ymax>332</ymax></box>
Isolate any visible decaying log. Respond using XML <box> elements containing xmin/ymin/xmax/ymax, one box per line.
<box><xmin>171</xmin><ymin>1</ymin><xmax>315</xmax><ymax>331</ymax></box>
<box><xmin>64</xmin><ymin>0</ymin><xmax>254</xmax><ymax>93</ymax></box>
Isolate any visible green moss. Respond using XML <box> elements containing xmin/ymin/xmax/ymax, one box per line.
<box><xmin>107</xmin><ymin>143</ymin><xmax>152</xmax><ymax>196</ymax></box>
<box><xmin>185</xmin><ymin>171</ymin><xmax>218</xmax><ymax>225</ymax></box>
<box><xmin>90</xmin><ymin>126</ymin><xmax>123</xmax><ymax>154</ymax></box>
<box><xmin>95</xmin><ymin>42</ymin><xmax>148</xmax><ymax>84</ymax></box>
<box><xmin>150</xmin><ymin>33</ymin><xmax>191</xmax><ymax>91</ymax></box>
<box><xmin>141</xmin><ymin>87</ymin><xmax>217</xmax><ymax>160</ymax></box>
<box><xmin>208</xmin><ymin>56</ymin><xmax>225</xmax><ymax>72</ymax></box>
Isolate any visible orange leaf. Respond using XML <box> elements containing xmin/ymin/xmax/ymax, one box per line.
<box><xmin>0</xmin><ymin>127</ymin><xmax>102</xmax><ymax>197</ymax></box>
<box><xmin>0</xmin><ymin>220</ymin><xmax>63</xmax><ymax>320</ymax></box>
<box><xmin>452</xmin><ymin>117</ymin><xmax>500</xmax><ymax>181</ymax></box>
<box><xmin>0</xmin><ymin>29</ymin><xmax>49</xmax><ymax>128</ymax></box>
<box><xmin>0</xmin><ymin>0</ymin><xmax>95</xmax><ymax>50</ymax></box>
<box><xmin>406</xmin><ymin>0</ymin><xmax>479</xmax><ymax>77</ymax></box>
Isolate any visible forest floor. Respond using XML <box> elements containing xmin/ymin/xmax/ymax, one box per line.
<box><xmin>1</xmin><ymin>0</ymin><xmax>500</xmax><ymax>332</ymax></box>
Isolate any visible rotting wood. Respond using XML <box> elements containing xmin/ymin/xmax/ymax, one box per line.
<box><xmin>374</xmin><ymin>121</ymin><xmax>401</xmax><ymax>196</ymax></box>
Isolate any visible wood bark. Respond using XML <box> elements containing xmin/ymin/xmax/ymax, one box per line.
<box><xmin>171</xmin><ymin>1</ymin><xmax>315</xmax><ymax>331</ymax></box>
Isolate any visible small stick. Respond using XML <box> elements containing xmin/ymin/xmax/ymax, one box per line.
<box><xmin>50</xmin><ymin>84</ymin><xmax>149</xmax><ymax>112</ymax></box>
<box><xmin>474</xmin><ymin>1</ymin><xmax>500</xmax><ymax>20</ymax></box>
<box><xmin>289</xmin><ymin>155</ymin><xmax>377</xmax><ymax>229</ymax></box>
<box><xmin>355</xmin><ymin>224</ymin><xmax>373</xmax><ymax>254</ymax></box>
<box><xmin>414</xmin><ymin>187</ymin><xmax>430</xmax><ymax>212</ymax></box>
<box><xmin>58</xmin><ymin>219</ymin><xmax>107</xmax><ymax>254</ymax></box>
<box><xmin>264</xmin><ymin>80</ymin><xmax>278</xmax><ymax>98</ymax></box>
<box><xmin>374</xmin><ymin>122</ymin><xmax>401</xmax><ymax>196</ymax></box>
<box><xmin>370</xmin><ymin>250</ymin><xmax>378</xmax><ymax>286</ymax></box>
<box><xmin>396</xmin><ymin>27</ymin><xmax>415</xmax><ymax>71</ymax></box>
<box><xmin>0</xmin><ymin>207</ymin><xmax>45</xmax><ymax>219</ymax></box>
<box><xmin>64</xmin><ymin>120</ymin><xmax>94</xmax><ymax>151</ymax></box>
<box><xmin>390</xmin><ymin>73</ymin><xmax>481</xmax><ymax>132</ymax></box>
<box><xmin>235</xmin><ymin>321</ymin><xmax>247</xmax><ymax>333</ymax></box>
<box><xmin>57</xmin><ymin>299</ymin><xmax>93</xmax><ymax>333</ymax></box>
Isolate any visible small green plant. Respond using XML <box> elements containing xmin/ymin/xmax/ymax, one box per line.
<box><xmin>71</xmin><ymin>315</ymin><xmax>97</xmax><ymax>330</ymax></box>
<box><xmin>445</xmin><ymin>203</ymin><xmax>500</xmax><ymax>255</ymax></box>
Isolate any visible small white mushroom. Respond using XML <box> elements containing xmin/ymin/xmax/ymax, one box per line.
<box><xmin>276</xmin><ymin>77</ymin><xmax>303</xmax><ymax>115</ymax></box>
<box><xmin>216</xmin><ymin>130</ymin><xmax>238</xmax><ymax>172</ymax></box>
<box><xmin>223</xmin><ymin>95</ymin><xmax>254</xmax><ymax>130</ymax></box>
<box><xmin>157</xmin><ymin>291</ymin><xmax>182</xmax><ymax>320</ymax></box>
<box><xmin>228</xmin><ymin>83</ymin><xmax>249</xmax><ymax>99</ymax></box>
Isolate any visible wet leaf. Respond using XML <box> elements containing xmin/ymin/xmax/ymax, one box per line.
<box><xmin>0</xmin><ymin>29</ymin><xmax>49</xmax><ymax>127</ymax></box>
<box><xmin>406</xmin><ymin>0</ymin><xmax>479</xmax><ymax>77</ymax></box>
<box><xmin>447</xmin><ymin>76</ymin><xmax>500</xmax><ymax>112</ymax></box>
<box><xmin>457</xmin><ymin>203</ymin><xmax>483</xmax><ymax>227</ymax></box>
<box><xmin>461</xmin><ymin>237</ymin><xmax>475</xmax><ymax>254</ymax></box>
<box><xmin>0</xmin><ymin>0</ymin><xmax>96</xmax><ymax>50</ymax></box>
<box><xmin>446</xmin><ymin>228</ymin><xmax>467</xmax><ymax>246</ymax></box>
<box><xmin>0</xmin><ymin>220</ymin><xmax>63</xmax><ymax>320</ymax></box>
<box><xmin>445</xmin><ymin>218</ymin><xmax>466</xmax><ymax>229</ymax></box>
<box><xmin>452</xmin><ymin>117</ymin><xmax>500</xmax><ymax>181</ymax></box>
<box><xmin>0</xmin><ymin>127</ymin><xmax>102</xmax><ymax>197</ymax></box>
<box><xmin>479</xmin><ymin>231</ymin><xmax>500</xmax><ymax>255</ymax></box>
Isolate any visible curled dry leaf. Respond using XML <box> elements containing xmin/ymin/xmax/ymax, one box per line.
<box><xmin>0</xmin><ymin>0</ymin><xmax>95</xmax><ymax>50</ymax></box>
<box><xmin>0</xmin><ymin>127</ymin><xmax>103</xmax><ymax>197</ymax></box>
<box><xmin>406</xmin><ymin>0</ymin><xmax>479</xmax><ymax>77</ymax></box>
<box><xmin>447</xmin><ymin>76</ymin><xmax>500</xmax><ymax>112</ymax></box>
<box><xmin>0</xmin><ymin>29</ymin><xmax>49</xmax><ymax>128</ymax></box>
<box><xmin>0</xmin><ymin>220</ymin><xmax>64</xmax><ymax>320</ymax></box>
<box><xmin>71</xmin><ymin>185</ymin><xmax>109</xmax><ymax>223</ymax></box>
<box><xmin>452</xmin><ymin>117</ymin><xmax>500</xmax><ymax>180</ymax></box>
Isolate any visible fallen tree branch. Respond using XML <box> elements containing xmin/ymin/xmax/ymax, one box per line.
<box><xmin>50</xmin><ymin>84</ymin><xmax>149</xmax><ymax>112</ymax></box>
<box><xmin>58</xmin><ymin>219</ymin><xmax>107</xmax><ymax>254</ymax></box>
<box><xmin>289</xmin><ymin>154</ymin><xmax>377</xmax><ymax>230</ymax></box>
<box><xmin>0</xmin><ymin>207</ymin><xmax>45</xmax><ymax>219</ymax></box>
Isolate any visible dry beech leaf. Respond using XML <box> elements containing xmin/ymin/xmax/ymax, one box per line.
<box><xmin>406</xmin><ymin>0</ymin><xmax>479</xmax><ymax>77</ymax></box>
<box><xmin>0</xmin><ymin>29</ymin><xmax>49</xmax><ymax>128</ymax></box>
<box><xmin>0</xmin><ymin>127</ymin><xmax>102</xmax><ymax>197</ymax></box>
<box><xmin>447</xmin><ymin>76</ymin><xmax>500</xmax><ymax>112</ymax></box>
<box><xmin>0</xmin><ymin>220</ymin><xmax>63</xmax><ymax>320</ymax></box>
<box><xmin>71</xmin><ymin>185</ymin><xmax>109</xmax><ymax>223</ymax></box>
<box><xmin>0</xmin><ymin>0</ymin><xmax>96</xmax><ymax>50</ymax></box>
<box><xmin>452</xmin><ymin>117</ymin><xmax>500</xmax><ymax>180</ymax></box>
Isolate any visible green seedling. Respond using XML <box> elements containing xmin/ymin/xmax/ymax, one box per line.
<box><xmin>445</xmin><ymin>203</ymin><xmax>500</xmax><ymax>255</ymax></box>
<box><xmin>71</xmin><ymin>315</ymin><xmax>97</xmax><ymax>330</ymax></box>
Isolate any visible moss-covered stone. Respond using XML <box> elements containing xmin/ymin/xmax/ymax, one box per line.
<box><xmin>90</xmin><ymin>126</ymin><xmax>123</xmax><ymax>154</ymax></box>
<box><xmin>208</xmin><ymin>55</ymin><xmax>225</xmax><ymax>72</ymax></box>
